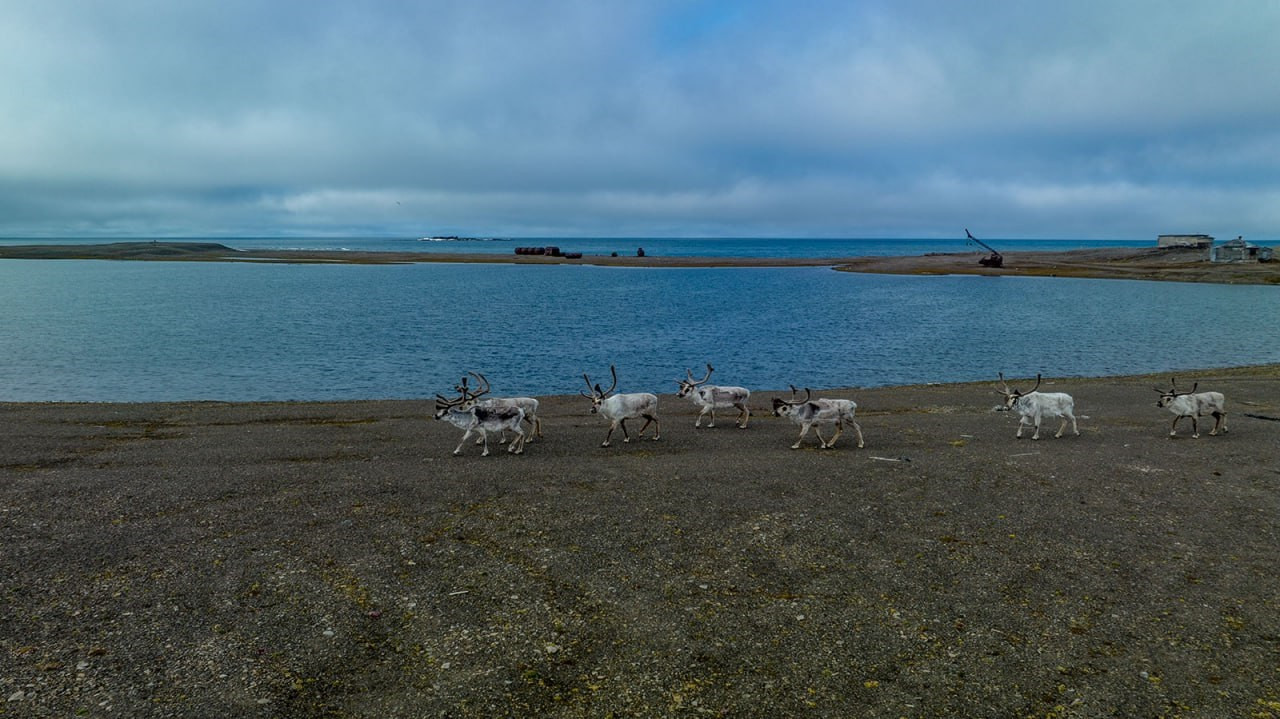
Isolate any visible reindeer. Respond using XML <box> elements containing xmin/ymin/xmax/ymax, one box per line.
<box><xmin>581</xmin><ymin>365</ymin><xmax>660</xmax><ymax>447</ymax></box>
<box><xmin>454</xmin><ymin>372</ymin><xmax>543</xmax><ymax>443</ymax></box>
<box><xmin>771</xmin><ymin>386</ymin><xmax>864</xmax><ymax>450</ymax></box>
<box><xmin>675</xmin><ymin>363</ymin><xmax>751</xmax><ymax>428</ymax></box>
<box><xmin>1154</xmin><ymin>377</ymin><xmax>1227</xmax><ymax>438</ymax></box>
<box><xmin>996</xmin><ymin>373</ymin><xmax>1079</xmax><ymax>440</ymax></box>
<box><xmin>434</xmin><ymin>393</ymin><xmax>527</xmax><ymax>456</ymax></box>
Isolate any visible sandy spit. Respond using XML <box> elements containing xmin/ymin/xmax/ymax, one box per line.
<box><xmin>2</xmin><ymin>241</ymin><xmax>1278</xmax><ymax>284</ymax></box>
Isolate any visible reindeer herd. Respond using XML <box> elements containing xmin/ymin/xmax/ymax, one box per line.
<box><xmin>433</xmin><ymin>364</ymin><xmax>1230</xmax><ymax>456</ymax></box>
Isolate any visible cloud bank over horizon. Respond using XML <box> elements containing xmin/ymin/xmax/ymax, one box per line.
<box><xmin>3</xmin><ymin>1</ymin><xmax>1279</xmax><ymax>241</ymax></box>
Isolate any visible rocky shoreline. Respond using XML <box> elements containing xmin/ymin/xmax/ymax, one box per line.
<box><xmin>2</xmin><ymin>365</ymin><xmax>1278</xmax><ymax>716</ymax></box>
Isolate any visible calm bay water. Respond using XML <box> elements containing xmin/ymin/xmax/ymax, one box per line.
<box><xmin>0</xmin><ymin>236</ymin><xmax>1152</xmax><ymax>258</ymax></box>
<box><xmin>0</xmin><ymin>255</ymin><xmax>1276</xmax><ymax>402</ymax></box>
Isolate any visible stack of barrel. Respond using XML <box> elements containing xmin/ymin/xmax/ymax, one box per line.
<box><xmin>515</xmin><ymin>246</ymin><xmax>580</xmax><ymax>258</ymax></box>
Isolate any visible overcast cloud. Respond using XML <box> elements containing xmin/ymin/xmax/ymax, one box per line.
<box><xmin>2</xmin><ymin>0</ymin><xmax>1278</xmax><ymax>240</ymax></box>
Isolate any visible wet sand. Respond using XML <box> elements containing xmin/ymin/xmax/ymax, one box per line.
<box><xmin>2</xmin><ymin>241</ymin><xmax>1278</xmax><ymax>284</ymax></box>
<box><xmin>3</xmin><ymin>366</ymin><xmax>1278</xmax><ymax>716</ymax></box>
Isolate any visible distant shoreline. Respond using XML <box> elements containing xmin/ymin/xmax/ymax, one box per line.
<box><xmin>1</xmin><ymin>240</ymin><xmax>1277</xmax><ymax>284</ymax></box>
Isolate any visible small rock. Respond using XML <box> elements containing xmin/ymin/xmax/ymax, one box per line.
<box><xmin>8</xmin><ymin>690</ymin><xmax>26</xmax><ymax>702</ymax></box>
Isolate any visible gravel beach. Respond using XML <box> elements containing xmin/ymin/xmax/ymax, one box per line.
<box><xmin>3</xmin><ymin>366</ymin><xmax>1278</xmax><ymax>717</ymax></box>
<box><xmin>1</xmin><ymin>242</ymin><xmax>1278</xmax><ymax>285</ymax></box>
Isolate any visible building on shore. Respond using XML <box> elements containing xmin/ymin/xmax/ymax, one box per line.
<box><xmin>1211</xmin><ymin>236</ymin><xmax>1274</xmax><ymax>263</ymax></box>
<box><xmin>1157</xmin><ymin>234</ymin><xmax>1214</xmax><ymax>248</ymax></box>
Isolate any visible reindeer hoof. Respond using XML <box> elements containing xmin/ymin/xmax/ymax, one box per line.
<box><xmin>706</xmin><ymin>423</ymin><xmax>715</xmax><ymax>428</ymax></box>
<box><xmin>790</xmin><ymin>444</ymin><xmax>802</xmax><ymax>450</ymax></box>
<box><xmin>1192</xmin><ymin>433</ymin><xmax>1200</xmax><ymax>439</ymax></box>
<box><xmin>481</xmin><ymin>451</ymin><xmax>490</xmax><ymax>457</ymax></box>
<box><xmin>600</xmin><ymin>441</ymin><xmax>611</xmax><ymax>448</ymax></box>
<box><xmin>651</xmin><ymin>435</ymin><xmax>660</xmax><ymax>441</ymax></box>
<box><xmin>452</xmin><ymin>450</ymin><xmax>462</xmax><ymax>456</ymax></box>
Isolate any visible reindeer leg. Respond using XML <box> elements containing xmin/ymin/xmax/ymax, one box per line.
<box><xmin>1190</xmin><ymin>415</ymin><xmax>1200</xmax><ymax>439</ymax></box>
<box><xmin>619</xmin><ymin>418</ymin><xmax>632</xmax><ymax>443</ymax></box>
<box><xmin>1031</xmin><ymin>415</ymin><xmax>1042</xmax><ymax>440</ymax></box>
<box><xmin>637</xmin><ymin>414</ymin><xmax>660</xmax><ymax>440</ymax></box>
<box><xmin>737</xmin><ymin>403</ymin><xmax>750</xmax><ymax>429</ymax></box>
<box><xmin>1213</xmin><ymin>411</ymin><xmax>1227</xmax><ymax>435</ymax></box>
<box><xmin>792</xmin><ymin>423</ymin><xmax>811</xmax><ymax>449</ymax></box>
<box><xmin>479</xmin><ymin>429</ymin><xmax>492</xmax><ymax>456</ymax></box>
<box><xmin>825</xmin><ymin>423</ymin><xmax>843</xmax><ymax>449</ymax></box>
<box><xmin>454</xmin><ymin>429</ymin><xmax>474</xmax><ymax>455</ymax></box>
<box><xmin>695</xmin><ymin>407</ymin><xmax>708</xmax><ymax>428</ymax></box>
<box><xmin>849</xmin><ymin>419</ymin><xmax>865</xmax><ymax>448</ymax></box>
<box><xmin>1055</xmin><ymin>416</ymin><xmax>1069</xmax><ymax>438</ymax></box>
<box><xmin>602</xmin><ymin>420</ymin><xmax>618</xmax><ymax>447</ymax></box>
<box><xmin>706</xmin><ymin>407</ymin><xmax>716</xmax><ymax>428</ymax></box>
<box><xmin>508</xmin><ymin>426</ymin><xmax>526</xmax><ymax>454</ymax></box>
<box><xmin>1015</xmin><ymin>416</ymin><xmax>1028</xmax><ymax>439</ymax></box>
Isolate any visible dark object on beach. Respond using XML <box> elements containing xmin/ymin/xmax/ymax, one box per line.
<box><xmin>637</xmin><ymin>247</ymin><xmax>646</xmax><ymax>257</ymax></box>
<box><xmin>515</xmin><ymin>246</ymin><xmax>575</xmax><ymax>258</ymax></box>
<box><xmin>966</xmin><ymin>229</ymin><xmax>1003</xmax><ymax>268</ymax></box>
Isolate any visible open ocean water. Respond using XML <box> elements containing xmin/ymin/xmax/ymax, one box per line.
<box><xmin>0</xmin><ymin>238</ymin><xmax>1276</xmax><ymax>402</ymax></box>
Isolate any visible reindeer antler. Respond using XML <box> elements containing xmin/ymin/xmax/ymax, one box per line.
<box><xmin>782</xmin><ymin>385</ymin><xmax>811</xmax><ymax>405</ymax></box>
<box><xmin>602</xmin><ymin>365</ymin><xmax>619</xmax><ymax>397</ymax></box>
<box><xmin>467</xmin><ymin>371</ymin><xmax>491</xmax><ymax>398</ymax></box>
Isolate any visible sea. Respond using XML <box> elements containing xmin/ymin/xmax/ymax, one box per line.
<box><xmin>1</xmin><ymin>237</ymin><xmax>1277</xmax><ymax>403</ymax></box>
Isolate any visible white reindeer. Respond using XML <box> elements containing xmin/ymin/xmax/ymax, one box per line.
<box><xmin>996</xmin><ymin>373</ymin><xmax>1079</xmax><ymax>440</ymax></box>
<box><xmin>771</xmin><ymin>386</ymin><xmax>864</xmax><ymax>450</ymax></box>
<box><xmin>454</xmin><ymin>372</ymin><xmax>543</xmax><ymax>443</ymax></box>
<box><xmin>1154</xmin><ymin>377</ymin><xmax>1227</xmax><ymax>438</ymax></box>
<box><xmin>676</xmin><ymin>363</ymin><xmax>751</xmax><ymax>428</ymax></box>
<box><xmin>581</xmin><ymin>365</ymin><xmax>660</xmax><ymax>447</ymax></box>
<box><xmin>434</xmin><ymin>393</ymin><xmax>527</xmax><ymax>456</ymax></box>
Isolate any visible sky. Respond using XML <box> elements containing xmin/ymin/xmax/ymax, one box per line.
<box><xmin>2</xmin><ymin>1</ymin><xmax>1279</xmax><ymax>241</ymax></box>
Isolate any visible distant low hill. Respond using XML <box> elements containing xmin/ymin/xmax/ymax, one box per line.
<box><xmin>0</xmin><ymin>242</ymin><xmax>238</xmax><ymax>260</ymax></box>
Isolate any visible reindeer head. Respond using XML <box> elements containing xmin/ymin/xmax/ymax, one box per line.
<box><xmin>772</xmin><ymin>385</ymin><xmax>811</xmax><ymax>417</ymax></box>
<box><xmin>1154</xmin><ymin>377</ymin><xmax>1196</xmax><ymax>408</ymax></box>
<box><xmin>581</xmin><ymin>365</ymin><xmax>619</xmax><ymax>413</ymax></box>
<box><xmin>676</xmin><ymin>363</ymin><xmax>714</xmax><ymax>398</ymax></box>
<box><xmin>997</xmin><ymin>372</ymin><xmax>1041</xmax><ymax>410</ymax></box>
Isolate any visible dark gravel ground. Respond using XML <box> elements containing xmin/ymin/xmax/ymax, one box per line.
<box><xmin>2</xmin><ymin>367</ymin><xmax>1279</xmax><ymax>718</ymax></box>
